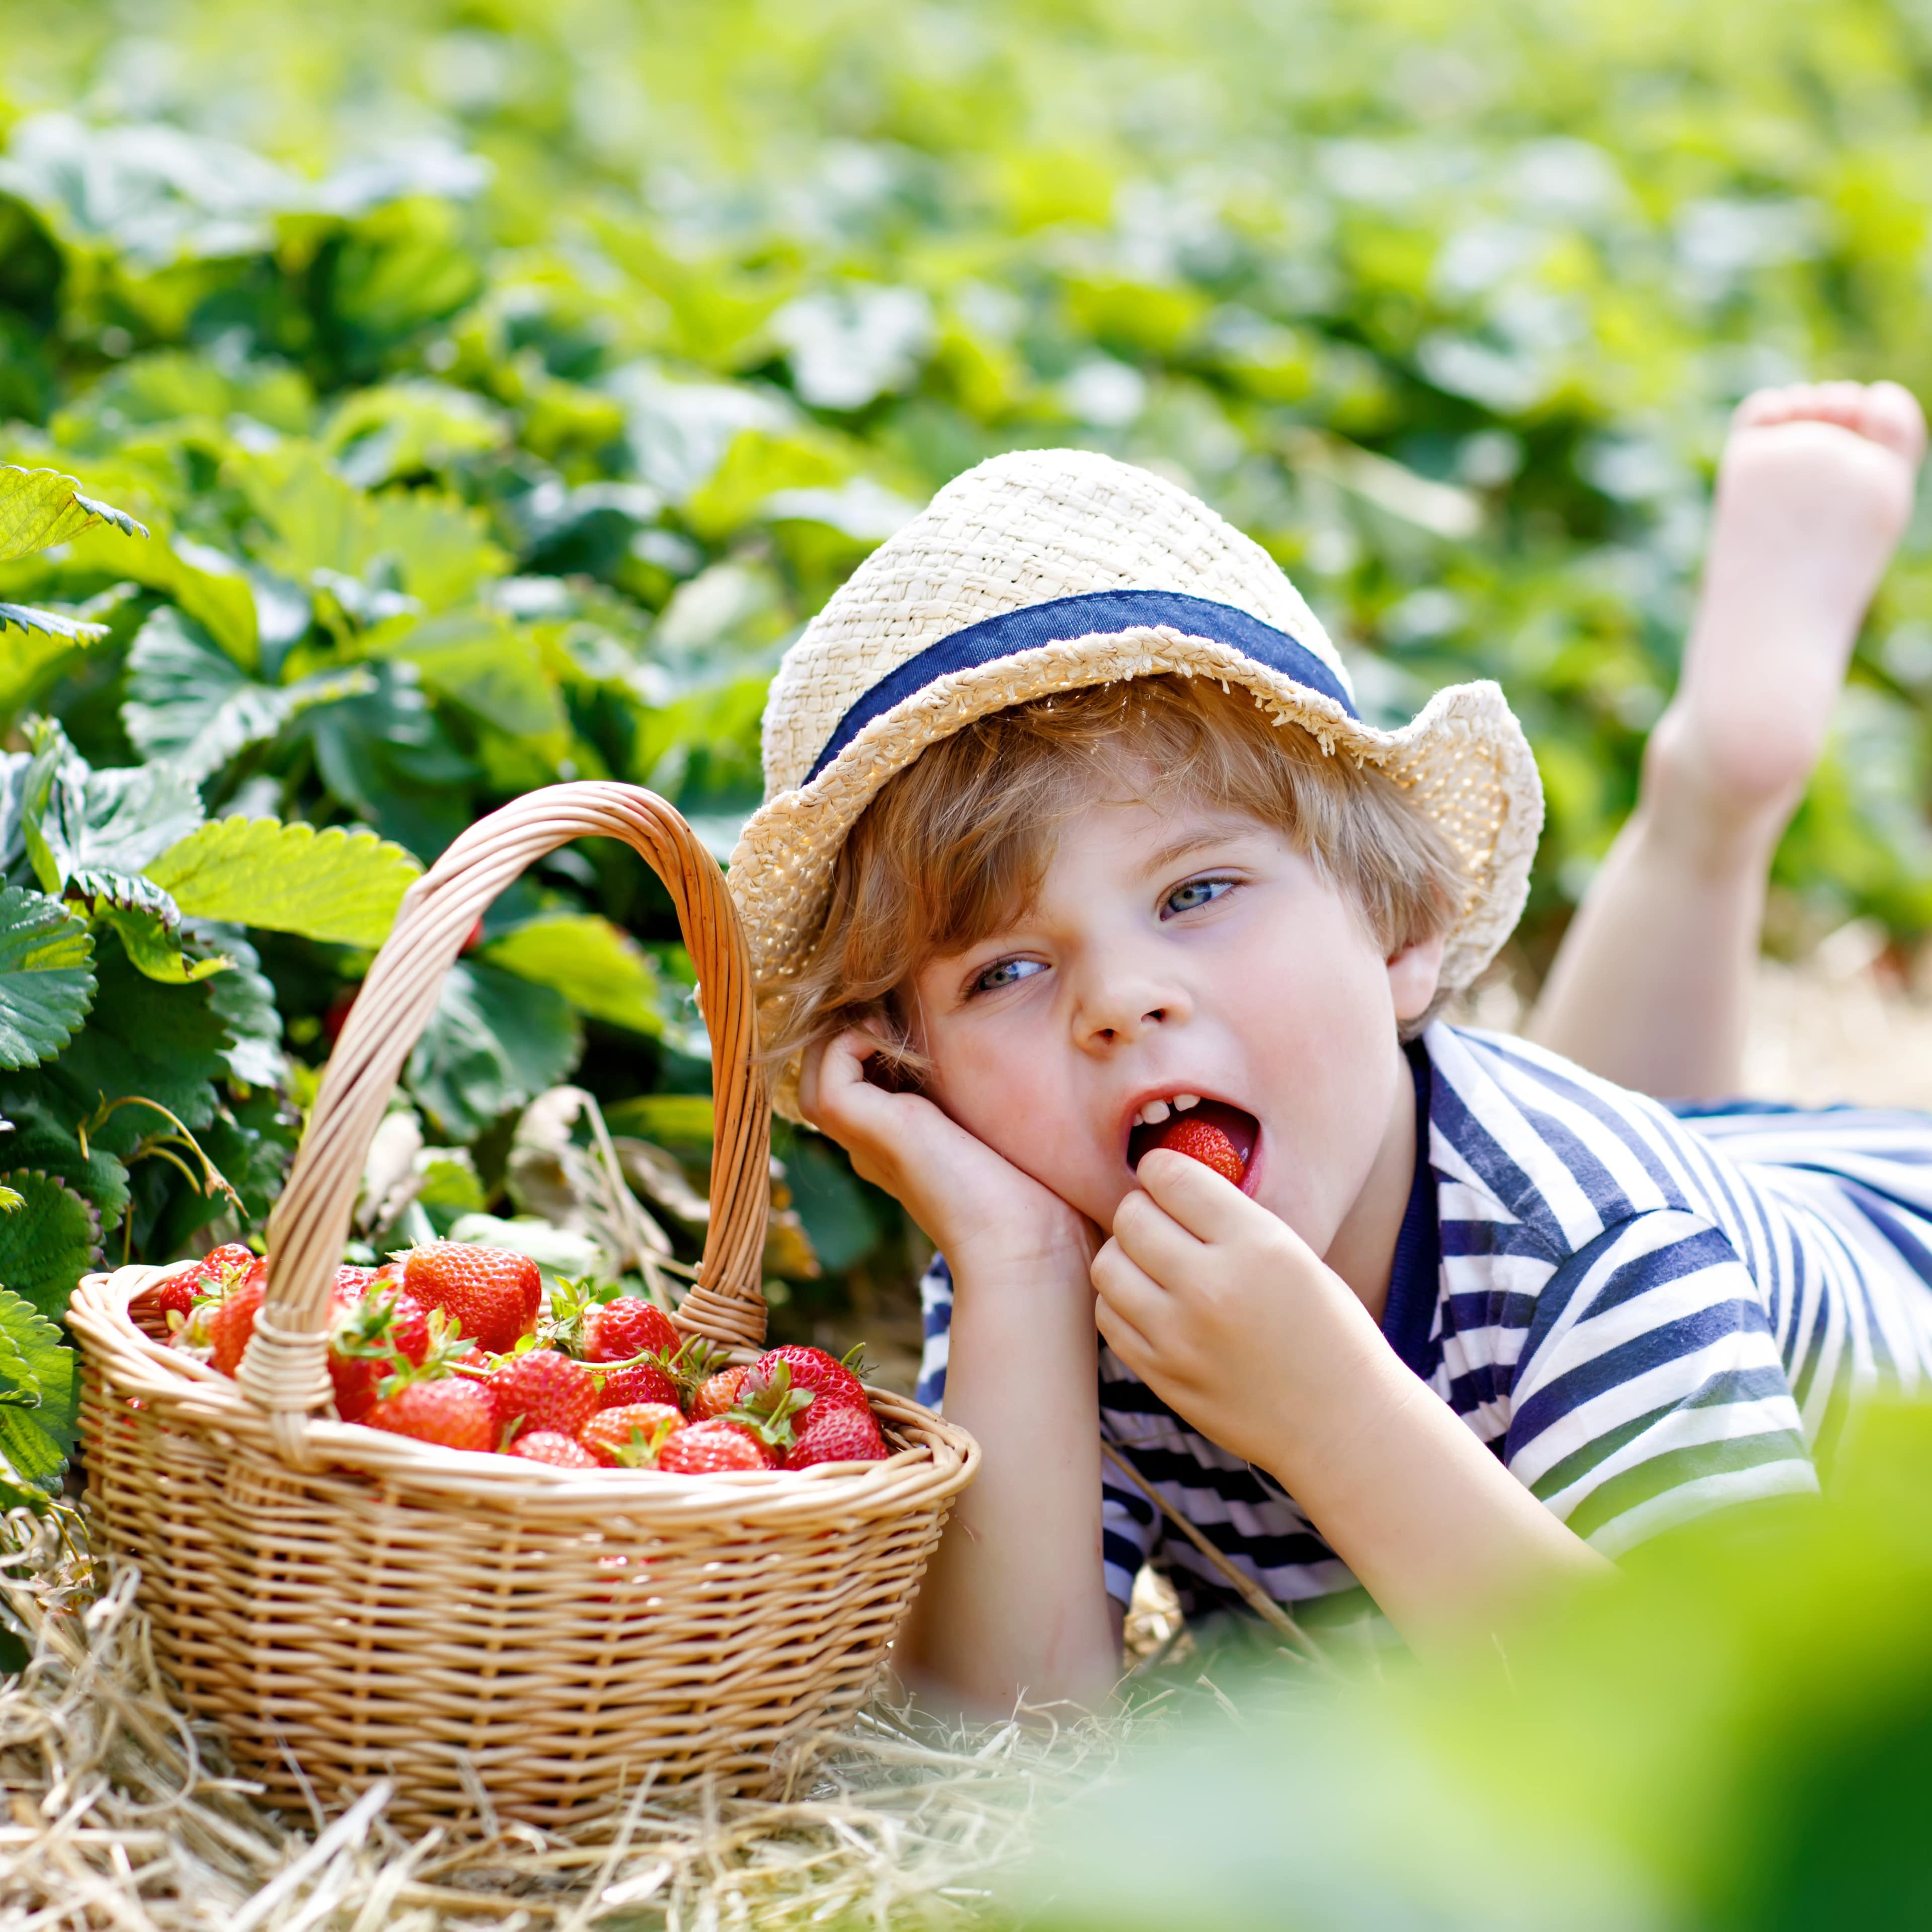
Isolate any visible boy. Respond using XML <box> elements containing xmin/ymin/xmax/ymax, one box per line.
<box><xmin>728</xmin><ymin>382</ymin><xmax>1930</xmax><ymax>1712</ymax></box>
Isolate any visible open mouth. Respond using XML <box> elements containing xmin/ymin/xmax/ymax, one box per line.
<box><xmin>1126</xmin><ymin>1095</ymin><xmax>1260</xmax><ymax>1177</ymax></box>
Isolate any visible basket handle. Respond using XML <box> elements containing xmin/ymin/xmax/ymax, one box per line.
<box><xmin>236</xmin><ymin>784</ymin><xmax>771</xmax><ymax>1438</ymax></box>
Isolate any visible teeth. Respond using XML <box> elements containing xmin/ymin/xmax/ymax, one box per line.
<box><xmin>1140</xmin><ymin>1099</ymin><xmax>1171</xmax><ymax>1125</ymax></box>
<box><xmin>1173</xmin><ymin>1094</ymin><xmax>1199</xmax><ymax>1110</ymax></box>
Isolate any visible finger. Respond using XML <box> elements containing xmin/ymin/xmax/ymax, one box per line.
<box><xmin>1110</xmin><ymin>1183</ymin><xmax>1206</xmax><ymax>1281</ymax></box>
<box><xmin>1732</xmin><ymin>384</ymin><xmax>1796</xmax><ymax>429</ymax></box>
<box><xmin>1092</xmin><ymin>1290</ymin><xmax>1156</xmax><ymax>1376</ymax></box>
<box><xmin>1133</xmin><ymin>1147</ymin><xmax>1286</xmax><ymax>1245</ymax></box>
<box><xmin>1090</xmin><ymin>1234</ymin><xmax>1171</xmax><ymax>1334</ymax></box>
<box><xmin>801</xmin><ymin>1028</ymin><xmax>888</xmax><ymax>1127</ymax></box>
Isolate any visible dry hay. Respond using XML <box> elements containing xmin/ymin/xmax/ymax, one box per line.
<box><xmin>0</xmin><ymin>1506</ymin><xmax>1129</xmax><ymax>1930</ymax></box>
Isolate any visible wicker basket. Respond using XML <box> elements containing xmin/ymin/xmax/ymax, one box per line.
<box><xmin>66</xmin><ymin>782</ymin><xmax>978</xmax><ymax>1829</ymax></box>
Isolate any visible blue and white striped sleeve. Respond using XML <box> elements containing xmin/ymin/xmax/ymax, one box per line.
<box><xmin>915</xmin><ymin>1255</ymin><xmax>954</xmax><ymax>1411</ymax></box>
<box><xmin>1503</xmin><ymin>1208</ymin><xmax>1819</xmax><ymax>1555</ymax></box>
<box><xmin>1099</xmin><ymin>1463</ymin><xmax>1160</xmax><ymax>1607</ymax></box>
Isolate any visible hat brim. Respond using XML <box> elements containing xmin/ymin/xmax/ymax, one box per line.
<box><xmin>728</xmin><ymin>623</ymin><xmax>1542</xmax><ymax>1118</ymax></box>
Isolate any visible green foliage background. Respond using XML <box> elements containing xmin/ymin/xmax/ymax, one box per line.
<box><xmin>5</xmin><ymin>0</ymin><xmax>1932</xmax><ymax>1353</ymax></box>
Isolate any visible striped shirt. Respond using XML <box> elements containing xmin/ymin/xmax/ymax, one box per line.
<box><xmin>915</xmin><ymin>1023</ymin><xmax>1932</xmax><ymax>1629</ymax></box>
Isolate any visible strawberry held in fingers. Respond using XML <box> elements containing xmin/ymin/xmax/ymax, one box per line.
<box><xmin>1153</xmin><ymin>1114</ymin><xmax>1246</xmax><ymax>1185</ymax></box>
<box><xmin>401</xmin><ymin>1243</ymin><xmax>540</xmax><ymax>1354</ymax></box>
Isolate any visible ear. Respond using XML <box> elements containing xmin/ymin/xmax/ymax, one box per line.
<box><xmin>1386</xmin><ymin>931</ymin><xmax>1447</xmax><ymax>1026</ymax></box>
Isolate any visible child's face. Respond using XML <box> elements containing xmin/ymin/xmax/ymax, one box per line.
<box><xmin>906</xmin><ymin>787</ymin><xmax>1444</xmax><ymax>1258</ymax></box>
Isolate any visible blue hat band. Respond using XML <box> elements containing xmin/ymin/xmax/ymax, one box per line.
<box><xmin>803</xmin><ymin>588</ymin><xmax>1358</xmax><ymax>784</ymax></box>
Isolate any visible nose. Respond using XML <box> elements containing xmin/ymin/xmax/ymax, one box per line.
<box><xmin>1070</xmin><ymin>955</ymin><xmax>1193</xmax><ymax>1054</ymax></box>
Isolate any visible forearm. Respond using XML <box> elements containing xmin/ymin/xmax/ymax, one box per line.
<box><xmin>899</xmin><ymin>1237</ymin><xmax>1118</xmax><ymax>1716</ymax></box>
<box><xmin>1527</xmin><ymin>720</ymin><xmax>1785</xmax><ymax>1099</ymax></box>
<box><xmin>1264</xmin><ymin>1303</ymin><xmax>1610</xmax><ymax>1655</ymax></box>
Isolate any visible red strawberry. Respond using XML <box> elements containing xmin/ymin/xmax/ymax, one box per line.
<box><xmin>401</xmin><ymin>1243</ymin><xmax>540</xmax><ymax>1354</ymax></box>
<box><xmin>755</xmin><ymin>1345</ymin><xmax>867</xmax><ymax>1414</ymax></box>
<box><xmin>208</xmin><ymin>1278</ymin><xmax>264</xmax><ymax>1377</ymax></box>
<box><xmin>1153</xmin><ymin>1115</ymin><xmax>1246</xmax><ymax>1185</ymax></box>
<box><xmin>786</xmin><ymin>1404</ymin><xmax>889</xmax><ymax>1470</ymax></box>
<box><xmin>367</xmin><ymin>1378</ymin><xmax>497</xmax><ymax>1453</ymax></box>
<box><xmin>333</xmin><ymin>1265</ymin><xmax>375</xmax><ymax>1301</ymax></box>
<box><xmin>581</xmin><ymin>1402</ymin><xmax>685</xmax><ymax>1468</ymax></box>
<box><xmin>508</xmin><ymin>1430</ymin><xmax>597</xmax><ymax>1468</ymax></box>
<box><xmin>156</xmin><ymin>1273</ymin><xmax>200</xmax><ymax>1322</ymax></box>
<box><xmin>593</xmin><ymin>1358</ymin><xmax>684</xmax><ymax>1410</ymax></box>
<box><xmin>657</xmin><ymin>1419</ymin><xmax>773</xmax><ymax>1474</ymax></box>
<box><xmin>199</xmin><ymin>1242</ymin><xmax>260</xmax><ymax>1286</ymax></box>
<box><xmin>488</xmin><ymin>1348</ymin><xmax>598</xmax><ymax>1443</ymax></box>
<box><xmin>690</xmin><ymin>1364</ymin><xmax>749</xmax><ymax>1420</ymax></box>
<box><xmin>327</xmin><ymin>1287</ymin><xmax>432</xmax><ymax>1423</ymax></box>
<box><xmin>582</xmin><ymin>1299</ymin><xmax>680</xmax><ymax>1363</ymax></box>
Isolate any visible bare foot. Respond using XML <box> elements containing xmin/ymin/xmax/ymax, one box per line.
<box><xmin>1649</xmin><ymin>379</ymin><xmax>1925</xmax><ymax>838</ymax></box>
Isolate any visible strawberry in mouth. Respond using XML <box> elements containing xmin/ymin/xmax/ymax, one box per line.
<box><xmin>1127</xmin><ymin>1095</ymin><xmax>1259</xmax><ymax>1185</ymax></box>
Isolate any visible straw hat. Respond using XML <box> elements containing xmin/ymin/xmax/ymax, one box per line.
<box><xmin>729</xmin><ymin>448</ymin><xmax>1542</xmax><ymax>1111</ymax></box>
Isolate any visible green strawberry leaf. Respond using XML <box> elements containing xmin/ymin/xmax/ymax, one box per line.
<box><xmin>408</xmin><ymin>959</ymin><xmax>581</xmax><ymax>1141</ymax></box>
<box><xmin>226</xmin><ymin>442</ymin><xmax>506</xmax><ymax>611</ymax></box>
<box><xmin>146</xmin><ymin>816</ymin><xmax>423</xmax><ymax>949</ymax></box>
<box><xmin>19</xmin><ymin>720</ymin><xmax>203</xmax><ymax>897</ymax></box>
<box><xmin>600</xmin><ymin>1093</ymin><xmax>717</xmax><ymax>1152</ymax></box>
<box><xmin>196</xmin><ymin>926</ymin><xmax>285</xmax><ymax>1087</ymax></box>
<box><xmin>121</xmin><ymin>607</ymin><xmax>371</xmax><ymax>780</ymax></box>
<box><xmin>482</xmin><ymin>914</ymin><xmax>665</xmax><ymax>1036</ymax></box>
<box><xmin>41</xmin><ymin>937</ymin><xmax>232</xmax><ymax>1143</ymax></box>
<box><xmin>0</xmin><ymin>1283</ymin><xmax>78</xmax><ymax>1484</ymax></box>
<box><xmin>0</xmin><ymin>1089</ymin><xmax>131</xmax><ymax>1232</ymax></box>
<box><xmin>97</xmin><ymin>906</ymin><xmax>233</xmax><ymax>985</ymax></box>
<box><xmin>0</xmin><ymin>602</ymin><xmax>110</xmax><ymax>645</ymax></box>
<box><xmin>0</xmin><ymin>465</ymin><xmax>147</xmax><ymax>564</ymax></box>
<box><xmin>323</xmin><ymin>379</ymin><xmax>506</xmax><ymax>488</ymax></box>
<box><xmin>368</xmin><ymin>609</ymin><xmax>567</xmax><ymax>740</ymax></box>
<box><xmin>0</xmin><ymin>1171</ymin><xmax>101</xmax><ymax>1320</ymax></box>
<box><xmin>0</xmin><ymin>888</ymin><xmax>95</xmax><ymax>1071</ymax></box>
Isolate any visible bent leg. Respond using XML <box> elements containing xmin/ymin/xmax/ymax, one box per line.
<box><xmin>1530</xmin><ymin>381</ymin><xmax>1924</xmax><ymax>1098</ymax></box>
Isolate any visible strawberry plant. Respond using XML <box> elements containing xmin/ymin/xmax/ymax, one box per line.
<box><xmin>9</xmin><ymin>0</ymin><xmax>1932</xmax><ymax>1509</ymax></box>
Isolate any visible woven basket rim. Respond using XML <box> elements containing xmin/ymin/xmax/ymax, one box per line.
<box><xmin>73</xmin><ymin>1263</ymin><xmax>978</xmax><ymax>1521</ymax></box>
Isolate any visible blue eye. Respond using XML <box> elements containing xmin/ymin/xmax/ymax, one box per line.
<box><xmin>1163</xmin><ymin>876</ymin><xmax>1233</xmax><ymax>918</ymax></box>
<box><xmin>972</xmin><ymin>956</ymin><xmax>1047</xmax><ymax>995</ymax></box>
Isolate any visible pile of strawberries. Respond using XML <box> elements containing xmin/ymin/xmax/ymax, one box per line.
<box><xmin>164</xmin><ymin>1242</ymin><xmax>893</xmax><ymax>1474</ymax></box>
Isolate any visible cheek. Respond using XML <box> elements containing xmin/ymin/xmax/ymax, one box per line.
<box><xmin>1224</xmin><ymin>907</ymin><xmax>1397</xmax><ymax>1166</ymax></box>
<box><xmin>924</xmin><ymin>1020</ymin><xmax>1062</xmax><ymax>1156</ymax></box>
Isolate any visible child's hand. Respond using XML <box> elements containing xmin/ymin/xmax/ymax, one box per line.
<box><xmin>799</xmin><ymin>1028</ymin><xmax>1097</xmax><ymax>1276</ymax></box>
<box><xmin>1091</xmin><ymin>1148</ymin><xmax>1392</xmax><ymax>1480</ymax></box>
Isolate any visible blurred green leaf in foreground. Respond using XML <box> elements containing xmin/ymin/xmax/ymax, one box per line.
<box><xmin>6</xmin><ymin>0</ymin><xmax>1932</xmax><ymax>1391</ymax></box>
<box><xmin>1013</xmin><ymin>1403</ymin><xmax>1932</xmax><ymax>1932</ymax></box>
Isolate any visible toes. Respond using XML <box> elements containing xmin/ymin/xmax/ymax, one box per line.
<box><xmin>1733</xmin><ymin>385</ymin><xmax>1802</xmax><ymax>428</ymax></box>
<box><xmin>1813</xmin><ymin>380</ymin><xmax>1871</xmax><ymax>428</ymax></box>
<box><xmin>1731</xmin><ymin>378</ymin><xmax>1927</xmax><ymax>464</ymax></box>
<box><xmin>1857</xmin><ymin>380</ymin><xmax>1927</xmax><ymax>465</ymax></box>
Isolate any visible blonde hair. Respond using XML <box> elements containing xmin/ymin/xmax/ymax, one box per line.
<box><xmin>764</xmin><ymin>675</ymin><xmax>1468</xmax><ymax>1079</ymax></box>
